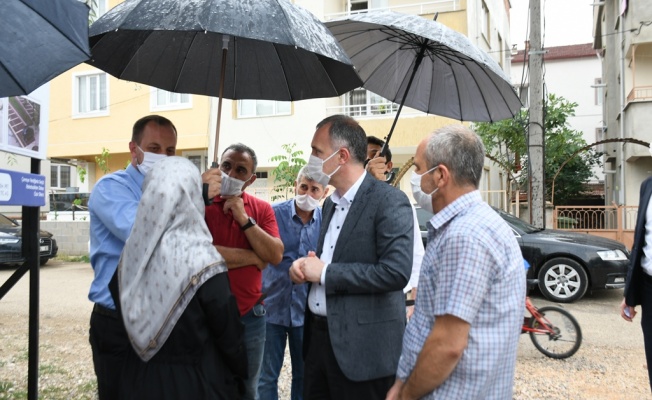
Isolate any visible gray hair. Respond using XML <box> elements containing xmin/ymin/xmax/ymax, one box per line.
<box><xmin>424</xmin><ymin>125</ymin><xmax>485</xmax><ymax>188</ymax></box>
<box><xmin>296</xmin><ymin>166</ymin><xmax>322</xmax><ymax>187</ymax></box>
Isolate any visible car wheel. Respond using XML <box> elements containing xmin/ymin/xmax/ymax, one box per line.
<box><xmin>40</xmin><ymin>257</ymin><xmax>49</xmax><ymax>266</ymax></box>
<box><xmin>537</xmin><ymin>258</ymin><xmax>588</xmax><ymax>303</ymax></box>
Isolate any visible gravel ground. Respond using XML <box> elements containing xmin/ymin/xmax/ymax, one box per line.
<box><xmin>0</xmin><ymin>261</ymin><xmax>650</xmax><ymax>399</ymax></box>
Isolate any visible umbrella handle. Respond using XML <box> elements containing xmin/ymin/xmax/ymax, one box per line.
<box><xmin>203</xmin><ymin>161</ymin><xmax>220</xmax><ymax>205</ymax></box>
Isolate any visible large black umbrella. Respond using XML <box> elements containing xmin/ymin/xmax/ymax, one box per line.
<box><xmin>327</xmin><ymin>11</ymin><xmax>521</xmax><ymax>152</ymax></box>
<box><xmin>0</xmin><ymin>0</ymin><xmax>91</xmax><ymax>97</ymax></box>
<box><xmin>87</xmin><ymin>0</ymin><xmax>362</xmax><ymax>160</ymax></box>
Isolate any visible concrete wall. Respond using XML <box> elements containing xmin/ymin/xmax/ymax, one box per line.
<box><xmin>41</xmin><ymin>220</ymin><xmax>89</xmax><ymax>256</ymax></box>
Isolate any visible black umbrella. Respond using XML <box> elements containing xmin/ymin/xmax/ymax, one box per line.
<box><xmin>0</xmin><ymin>0</ymin><xmax>91</xmax><ymax>97</ymax></box>
<box><xmin>327</xmin><ymin>10</ymin><xmax>521</xmax><ymax>154</ymax></box>
<box><xmin>87</xmin><ymin>0</ymin><xmax>362</xmax><ymax>161</ymax></box>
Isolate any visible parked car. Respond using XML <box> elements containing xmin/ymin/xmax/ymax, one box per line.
<box><xmin>415</xmin><ymin>206</ymin><xmax>629</xmax><ymax>303</ymax></box>
<box><xmin>0</xmin><ymin>213</ymin><xmax>58</xmax><ymax>266</ymax></box>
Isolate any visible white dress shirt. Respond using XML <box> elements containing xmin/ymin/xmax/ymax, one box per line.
<box><xmin>308</xmin><ymin>172</ymin><xmax>366</xmax><ymax>316</ymax></box>
<box><xmin>404</xmin><ymin>204</ymin><xmax>424</xmax><ymax>293</ymax></box>
<box><xmin>641</xmin><ymin>194</ymin><xmax>652</xmax><ymax>276</ymax></box>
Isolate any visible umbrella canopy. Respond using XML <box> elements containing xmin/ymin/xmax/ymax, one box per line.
<box><xmin>0</xmin><ymin>0</ymin><xmax>91</xmax><ymax>97</ymax></box>
<box><xmin>87</xmin><ymin>0</ymin><xmax>362</xmax><ymax>102</ymax></box>
<box><xmin>326</xmin><ymin>10</ymin><xmax>521</xmax><ymax>123</ymax></box>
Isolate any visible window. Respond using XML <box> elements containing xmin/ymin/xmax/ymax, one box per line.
<box><xmin>481</xmin><ymin>1</ymin><xmax>490</xmax><ymax>42</ymax></box>
<box><xmin>350</xmin><ymin>0</ymin><xmax>368</xmax><ymax>12</ymax></box>
<box><xmin>237</xmin><ymin>100</ymin><xmax>291</xmax><ymax>118</ymax></box>
<box><xmin>516</xmin><ymin>84</ymin><xmax>529</xmax><ymax>108</ymax></box>
<box><xmin>497</xmin><ymin>34</ymin><xmax>504</xmax><ymax>68</ymax></box>
<box><xmin>255</xmin><ymin>172</ymin><xmax>268</xmax><ymax>179</ymax></box>
<box><xmin>345</xmin><ymin>88</ymin><xmax>398</xmax><ymax>117</ymax></box>
<box><xmin>51</xmin><ymin>164</ymin><xmax>71</xmax><ymax>189</ymax></box>
<box><xmin>594</xmin><ymin>78</ymin><xmax>604</xmax><ymax>106</ymax></box>
<box><xmin>183</xmin><ymin>151</ymin><xmax>208</xmax><ymax>173</ymax></box>
<box><xmin>151</xmin><ymin>88</ymin><xmax>191</xmax><ymax>111</ymax></box>
<box><xmin>89</xmin><ymin>0</ymin><xmax>108</xmax><ymax>24</ymax></box>
<box><xmin>74</xmin><ymin>72</ymin><xmax>108</xmax><ymax>117</ymax></box>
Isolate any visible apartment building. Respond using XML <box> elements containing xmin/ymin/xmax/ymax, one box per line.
<box><xmin>593</xmin><ymin>1</ymin><xmax>652</xmax><ymax>207</ymax></box>
<box><xmin>47</xmin><ymin>0</ymin><xmax>515</xmax><ymax>204</ymax></box>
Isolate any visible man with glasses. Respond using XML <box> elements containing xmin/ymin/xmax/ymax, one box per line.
<box><xmin>205</xmin><ymin>143</ymin><xmax>284</xmax><ymax>400</ymax></box>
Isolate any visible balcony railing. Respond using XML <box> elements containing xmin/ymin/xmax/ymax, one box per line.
<box><xmin>627</xmin><ymin>86</ymin><xmax>652</xmax><ymax>103</ymax></box>
<box><xmin>326</xmin><ymin>102</ymin><xmax>426</xmax><ymax>118</ymax></box>
<box><xmin>324</xmin><ymin>0</ymin><xmax>462</xmax><ymax>20</ymax></box>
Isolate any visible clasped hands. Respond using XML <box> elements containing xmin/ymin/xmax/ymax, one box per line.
<box><xmin>289</xmin><ymin>251</ymin><xmax>324</xmax><ymax>284</ymax></box>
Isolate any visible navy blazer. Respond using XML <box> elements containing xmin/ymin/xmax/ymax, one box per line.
<box><xmin>303</xmin><ymin>173</ymin><xmax>414</xmax><ymax>382</ymax></box>
<box><xmin>625</xmin><ymin>176</ymin><xmax>652</xmax><ymax>306</ymax></box>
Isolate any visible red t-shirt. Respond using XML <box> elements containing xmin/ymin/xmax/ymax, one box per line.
<box><xmin>205</xmin><ymin>192</ymin><xmax>280</xmax><ymax>316</ymax></box>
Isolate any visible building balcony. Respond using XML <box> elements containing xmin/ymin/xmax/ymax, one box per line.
<box><xmin>627</xmin><ymin>85</ymin><xmax>652</xmax><ymax>103</ymax></box>
<box><xmin>326</xmin><ymin>101</ymin><xmax>423</xmax><ymax>119</ymax></box>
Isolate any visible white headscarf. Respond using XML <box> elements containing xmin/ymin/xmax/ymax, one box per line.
<box><xmin>118</xmin><ymin>156</ymin><xmax>227</xmax><ymax>362</ymax></box>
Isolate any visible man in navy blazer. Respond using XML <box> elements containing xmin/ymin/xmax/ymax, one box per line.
<box><xmin>290</xmin><ymin>115</ymin><xmax>414</xmax><ymax>399</ymax></box>
<box><xmin>621</xmin><ymin>176</ymin><xmax>652</xmax><ymax>390</ymax></box>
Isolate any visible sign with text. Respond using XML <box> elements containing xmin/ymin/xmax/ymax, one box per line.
<box><xmin>0</xmin><ymin>169</ymin><xmax>45</xmax><ymax>206</ymax></box>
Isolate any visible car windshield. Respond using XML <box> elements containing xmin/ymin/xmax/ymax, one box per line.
<box><xmin>0</xmin><ymin>214</ymin><xmax>19</xmax><ymax>228</ymax></box>
<box><xmin>494</xmin><ymin>209</ymin><xmax>542</xmax><ymax>234</ymax></box>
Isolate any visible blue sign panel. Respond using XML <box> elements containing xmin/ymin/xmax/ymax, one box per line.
<box><xmin>0</xmin><ymin>169</ymin><xmax>45</xmax><ymax>206</ymax></box>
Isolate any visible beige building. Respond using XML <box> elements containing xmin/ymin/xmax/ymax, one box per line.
<box><xmin>47</xmin><ymin>0</ymin><xmax>516</xmax><ymax>206</ymax></box>
<box><xmin>593</xmin><ymin>1</ymin><xmax>652</xmax><ymax>207</ymax></box>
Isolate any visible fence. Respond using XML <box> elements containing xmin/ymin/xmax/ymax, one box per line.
<box><xmin>553</xmin><ymin>205</ymin><xmax>637</xmax><ymax>249</ymax></box>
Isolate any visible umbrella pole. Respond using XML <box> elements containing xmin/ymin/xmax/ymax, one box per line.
<box><xmin>212</xmin><ymin>35</ymin><xmax>230</xmax><ymax>166</ymax></box>
<box><xmin>381</xmin><ymin>40</ymin><xmax>429</xmax><ymax>158</ymax></box>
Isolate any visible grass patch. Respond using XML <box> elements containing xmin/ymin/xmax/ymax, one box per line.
<box><xmin>39</xmin><ymin>363</ymin><xmax>66</xmax><ymax>375</ymax></box>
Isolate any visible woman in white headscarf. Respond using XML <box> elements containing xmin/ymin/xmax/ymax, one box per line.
<box><xmin>112</xmin><ymin>156</ymin><xmax>247</xmax><ymax>399</ymax></box>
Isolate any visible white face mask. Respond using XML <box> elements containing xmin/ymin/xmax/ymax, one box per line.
<box><xmin>410</xmin><ymin>167</ymin><xmax>438</xmax><ymax>214</ymax></box>
<box><xmin>295</xmin><ymin>193</ymin><xmax>321</xmax><ymax>212</ymax></box>
<box><xmin>304</xmin><ymin>150</ymin><xmax>340</xmax><ymax>187</ymax></box>
<box><xmin>136</xmin><ymin>146</ymin><xmax>167</xmax><ymax>176</ymax></box>
<box><xmin>221</xmin><ymin>173</ymin><xmax>251</xmax><ymax>197</ymax></box>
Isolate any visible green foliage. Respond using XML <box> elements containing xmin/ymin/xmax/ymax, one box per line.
<box><xmin>5</xmin><ymin>153</ymin><xmax>17</xmax><ymax>166</ymax></box>
<box><xmin>475</xmin><ymin>93</ymin><xmax>603</xmax><ymax>205</ymax></box>
<box><xmin>269</xmin><ymin>144</ymin><xmax>307</xmax><ymax>202</ymax></box>
<box><xmin>77</xmin><ymin>166</ymin><xmax>87</xmax><ymax>184</ymax></box>
<box><xmin>95</xmin><ymin>147</ymin><xmax>111</xmax><ymax>174</ymax></box>
<box><xmin>87</xmin><ymin>0</ymin><xmax>99</xmax><ymax>25</ymax></box>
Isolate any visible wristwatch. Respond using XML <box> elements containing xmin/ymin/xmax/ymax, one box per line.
<box><xmin>240</xmin><ymin>216</ymin><xmax>257</xmax><ymax>231</ymax></box>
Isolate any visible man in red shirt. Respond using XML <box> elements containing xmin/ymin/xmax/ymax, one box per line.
<box><xmin>205</xmin><ymin>143</ymin><xmax>284</xmax><ymax>400</ymax></box>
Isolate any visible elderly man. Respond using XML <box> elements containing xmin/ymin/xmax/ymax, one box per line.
<box><xmin>290</xmin><ymin>115</ymin><xmax>413</xmax><ymax>399</ymax></box>
<box><xmin>387</xmin><ymin>125</ymin><xmax>525</xmax><ymax>400</ymax></box>
<box><xmin>205</xmin><ymin>143</ymin><xmax>284</xmax><ymax>400</ymax></box>
<box><xmin>259</xmin><ymin>167</ymin><xmax>329</xmax><ymax>400</ymax></box>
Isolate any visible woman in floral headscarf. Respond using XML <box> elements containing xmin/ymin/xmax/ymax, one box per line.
<box><xmin>113</xmin><ymin>156</ymin><xmax>247</xmax><ymax>399</ymax></box>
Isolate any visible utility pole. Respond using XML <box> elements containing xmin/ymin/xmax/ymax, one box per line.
<box><xmin>528</xmin><ymin>0</ymin><xmax>545</xmax><ymax>228</ymax></box>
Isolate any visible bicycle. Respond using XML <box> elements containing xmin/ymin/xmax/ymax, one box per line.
<box><xmin>521</xmin><ymin>279</ymin><xmax>582</xmax><ymax>359</ymax></box>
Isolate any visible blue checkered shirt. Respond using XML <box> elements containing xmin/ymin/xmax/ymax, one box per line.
<box><xmin>397</xmin><ymin>191</ymin><xmax>525</xmax><ymax>399</ymax></box>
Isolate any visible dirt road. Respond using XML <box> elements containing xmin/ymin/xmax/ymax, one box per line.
<box><xmin>0</xmin><ymin>261</ymin><xmax>649</xmax><ymax>399</ymax></box>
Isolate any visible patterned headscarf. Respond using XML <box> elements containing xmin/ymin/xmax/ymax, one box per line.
<box><xmin>118</xmin><ymin>156</ymin><xmax>227</xmax><ymax>361</ymax></box>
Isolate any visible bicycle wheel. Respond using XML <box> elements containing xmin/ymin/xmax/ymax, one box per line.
<box><xmin>528</xmin><ymin>306</ymin><xmax>582</xmax><ymax>359</ymax></box>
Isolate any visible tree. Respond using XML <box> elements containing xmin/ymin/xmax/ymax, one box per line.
<box><xmin>474</xmin><ymin>93</ymin><xmax>603</xmax><ymax>205</ymax></box>
<box><xmin>269</xmin><ymin>143</ymin><xmax>307</xmax><ymax>202</ymax></box>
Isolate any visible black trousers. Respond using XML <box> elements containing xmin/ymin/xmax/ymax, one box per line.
<box><xmin>303</xmin><ymin>315</ymin><xmax>394</xmax><ymax>400</ymax></box>
<box><xmin>89</xmin><ymin>305</ymin><xmax>131</xmax><ymax>400</ymax></box>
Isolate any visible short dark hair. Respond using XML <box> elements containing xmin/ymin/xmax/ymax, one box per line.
<box><xmin>316</xmin><ymin>115</ymin><xmax>367</xmax><ymax>164</ymax></box>
<box><xmin>131</xmin><ymin>115</ymin><xmax>177</xmax><ymax>144</ymax></box>
<box><xmin>366</xmin><ymin>136</ymin><xmax>392</xmax><ymax>162</ymax></box>
<box><xmin>222</xmin><ymin>143</ymin><xmax>258</xmax><ymax>172</ymax></box>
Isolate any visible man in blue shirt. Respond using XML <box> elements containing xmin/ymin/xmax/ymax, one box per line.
<box><xmin>258</xmin><ymin>167</ymin><xmax>328</xmax><ymax>400</ymax></box>
<box><xmin>87</xmin><ymin>115</ymin><xmax>221</xmax><ymax>399</ymax></box>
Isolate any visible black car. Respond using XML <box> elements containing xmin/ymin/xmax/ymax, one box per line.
<box><xmin>415</xmin><ymin>206</ymin><xmax>629</xmax><ymax>303</ymax></box>
<box><xmin>0</xmin><ymin>213</ymin><xmax>58</xmax><ymax>266</ymax></box>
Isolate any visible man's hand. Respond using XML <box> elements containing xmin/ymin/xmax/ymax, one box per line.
<box><xmin>201</xmin><ymin>168</ymin><xmax>222</xmax><ymax>199</ymax></box>
<box><xmin>386</xmin><ymin>379</ymin><xmax>405</xmax><ymax>400</ymax></box>
<box><xmin>222</xmin><ymin>197</ymin><xmax>247</xmax><ymax>225</ymax></box>
<box><xmin>620</xmin><ymin>298</ymin><xmax>637</xmax><ymax>321</ymax></box>
<box><xmin>290</xmin><ymin>257</ymin><xmax>307</xmax><ymax>284</ymax></box>
<box><xmin>366</xmin><ymin>156</ymin><xmax>388</xmax><ymax>181</ymax></box>
<box><xmin>301</xmin><ymin>251</ymin><xmax>324</xmax><ymax>283</ymax></box>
